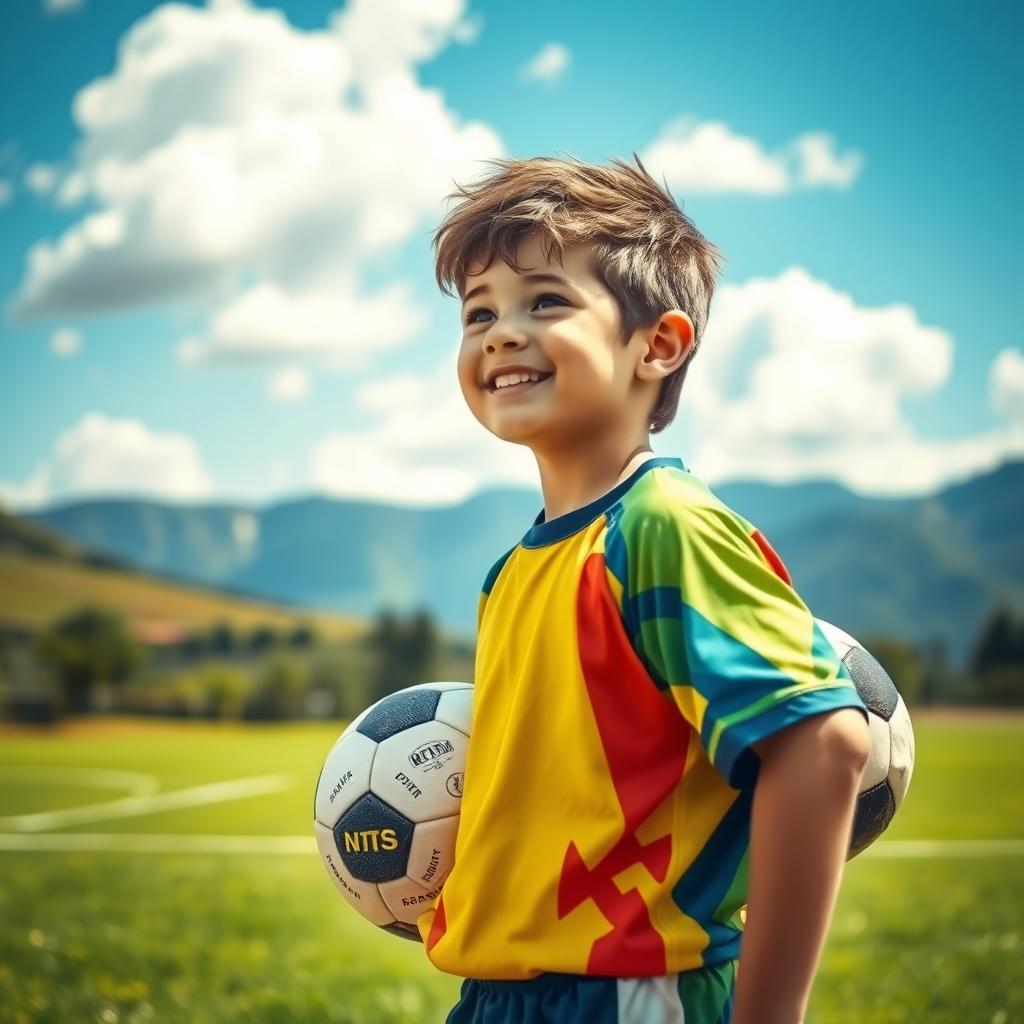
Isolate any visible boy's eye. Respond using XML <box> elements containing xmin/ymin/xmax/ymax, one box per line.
<box><xmin>463</xmin><ymin>293</ymin><xmax>565</xmax><ymax>326</ymax></box>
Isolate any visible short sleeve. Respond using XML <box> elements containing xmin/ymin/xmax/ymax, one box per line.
<box><xmin>605</xmin><ymin>495</ymin><xmax>866</xmax><ymax>789</ymax></box>
<box><xmin>477</xmin><ymin>544</ymin><xmax>518</xmax><ymax>638</ymax></box>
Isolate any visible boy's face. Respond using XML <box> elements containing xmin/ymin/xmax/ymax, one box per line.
<box><xmin>457</xmin><ymin>233</ymin><xmax>649</xmax><ymax>450</ymax></box>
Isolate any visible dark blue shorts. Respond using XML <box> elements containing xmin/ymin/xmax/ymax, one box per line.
<box><xmin>446</xmin><ymin>961</ymin><xmax>736</xmax><ymax>1024</ymax></box>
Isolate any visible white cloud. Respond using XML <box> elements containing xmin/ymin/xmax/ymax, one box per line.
<box><xmin>519</xmin><ymin>43</ymin><xmax>570</xmax><ymax>83</ymax></box>
<box><xmin>178</xmin><ymin>272</ymin><xmax>427</xmax><ymax>366</ymax></box>
<box><xmin>0</xmin><ymin>412</ymin><xmax>214</xmax><ymax>512</ymax></box>
<box><xmin>268</xmin><ymin>366</ymin><xmax>310</xmax><ymax>402</ymax></box>
<box><xmin>990</xmin><ymin>347</ymin><xmax>1024</xmax><ymax>424</ymax></box>
<box><xmin>789</xmin><ymin>133</ymin><xmax>863</xmax><ymax>189</ymax></box>
<box><xmin>50</xmin><ymin>327</ymin><xmax>82</xmax><ymax>356</ymax></box>
<box><xmin>451</xmin><ymin>11</ymin><xmax>484</xmax><ymax>43</ymax></box>
<box><xmin>659</xmin><ymin>268</ymin><xmax>1023</xmax><ymax>494</ymax></box>
<box><xmin>308</xmin><ymin>360</ymin><xmax>536</xmax><ymax>506</ymax></box>
<box><xmin>0</xmin><ymin>179</ymin><xmax>12</xmax><ymax>207</ymax></box>
<box><xmin>299</xmin><ymin>270</ymin><xmax>1024</xmax><ymax>507</ymax></box>
<box><xmin>641</xmin><ymin>117</ymin><xmax>863</xmax><ymax>195</ymax></box>
<box><xmin>55</xmin><ymin>171</ymin><xmax>88</xmax><ymax>207</ymax></box>
<box><xmin>13</xmin><ymin>0</ymin><xmax>502</xmax><ymax>370</ymax></box>
<box><xmin>24</xmin><ymin>162</ymin><xmax>59</xmax><ymax>197</ymax></box>
<box><xmin>332</xmin><ymin>0</ymin><xmax>480</xmax><ymax>84</ymax></box>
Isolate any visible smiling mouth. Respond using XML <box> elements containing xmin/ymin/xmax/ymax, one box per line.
<box><xmin>487</xmin><ymin>374</ymin><xmax>554</xmax><ymax>396</ymax></box>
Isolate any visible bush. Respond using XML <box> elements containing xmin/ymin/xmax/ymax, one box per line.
<box><xmin>172</xmin><ymin>670</ymin><xmax>208</xmax><ymax>718</ymax></box>
<box><xmin>977</xmin><ymin>665</ymin><xmax>1024</xmax><ymax>707</ymax></box>
<box><xmin>307</xmin><ymin>647</ymin><xmax>375</xmax><ymax>721</ymax></box>
<box><xmin>202</xmin><ymin>663</ymin><xmax>250</xmax><ymax>719</ymax></box>
<box><xmin>287</xmin><ymin>622</ymin><xmax>318</xmax><ymax>649</ymax></box>
<box><xmin>245</xmin><ymin>654</ymin><xmax>307</xmax><ymax>720</ymax></box>
<box><xmin>180</xmin><ymin>631</ymin><xmax>209</xmax><ymax>659</ymax></box>
<box><xmin>247</xmin><ymin>624</ymin><xmax>281</xmax><ymax>655</ymax></box>
<box><xmin>206</xmin><ymin>621</ymin><xmax>239</xmax><ymax>656</ymax></box>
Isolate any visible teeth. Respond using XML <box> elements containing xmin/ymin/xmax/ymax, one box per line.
<box><xmin>493</xmin><ymin>371</ymin><xmax>545</xmax><ymax>389</ymax></box>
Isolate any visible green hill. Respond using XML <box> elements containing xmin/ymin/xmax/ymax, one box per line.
<box><xmin>0</xmin><ymin>508</ymin><xmax>366</xmax><ymax>643</ymax></box>
<box><xmin>14</xmin><ymin>460</ymin><xmax>1024</xmax><ymax>663</ymax></box>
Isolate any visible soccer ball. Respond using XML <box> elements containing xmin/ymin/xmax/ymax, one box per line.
<box><xmin>313</xmin><ymin>681</ymin><xmax>472</xmax><ymax>941</ymax></box>
<box><xmin>816</xmin><ymin>619</ymin><xmax>915</xmax><ymax>858</ymax></box>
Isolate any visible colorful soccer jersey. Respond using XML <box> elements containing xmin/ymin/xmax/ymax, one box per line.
<box><xmin>417</xmin><ymin>457</ymin><xmax>865</xmax><ymax>979</ymax></box>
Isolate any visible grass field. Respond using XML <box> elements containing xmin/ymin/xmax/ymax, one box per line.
<box><xmin>0</xmin><ymin>712</ymin><xmax>1021</xmax><ymax>1023</ymax></box>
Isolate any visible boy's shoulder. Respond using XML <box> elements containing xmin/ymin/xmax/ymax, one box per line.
<box><xmin>612</xmin><ymin>460</ymin><xmax>755</xmax><ymax>544</ymax></box>
<box><xmin>478</xmin><ymin>460</ymin><xmax>759</xmax><ymax>591</ymax></box>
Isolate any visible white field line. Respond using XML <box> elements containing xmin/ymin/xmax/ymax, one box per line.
<box><xmin>0</xmin><ymin>834</ymin><xmax>1020</xmax><ymax>857</ymax></box>
<box><xmin>0</xmin><ymin>774</ymin><xmax>292</xmax><ymax>833</ymax></box>
<box><xmin>0</xmin><ymin>832</ymin><xmax>314</xmax><ymax>854</ymax></box>
<box><xmin>863</xmin><ymin>839</ymin><xmax>1024</xmax><ymax>858</ymax></box>
<box><xmin>0</xmin><ymin>766</ymin><xmax>159</xmax><ymax>797</ymax></box>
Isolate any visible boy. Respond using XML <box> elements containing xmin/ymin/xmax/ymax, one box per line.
<box><xmin>420</xmin><ymin>153</ymin><xmax>870</xmax><ymax>1024</ymax></box>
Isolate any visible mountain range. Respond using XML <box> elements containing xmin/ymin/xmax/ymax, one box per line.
<box><xmin>15</xmin><ymin>460</ymin><xmax>1024</xmax><ymax>665</ymax></box>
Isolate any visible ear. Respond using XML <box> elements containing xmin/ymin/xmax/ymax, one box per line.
<box><xmin>635</xmin><ymin>310</ymin><xmax>695</xmax><ymax>383</ymax></box>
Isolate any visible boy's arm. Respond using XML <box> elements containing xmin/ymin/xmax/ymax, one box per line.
<box><xmin>731</xmin><ymin>707</ymin><xmax>870</xmax><ymax>1024</ymax></box>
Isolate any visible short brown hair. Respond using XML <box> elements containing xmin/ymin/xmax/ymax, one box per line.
<box><xmin>431</xmin><ymin>152</ymin><xmax>723</xmax><ymax>433</ymax></box>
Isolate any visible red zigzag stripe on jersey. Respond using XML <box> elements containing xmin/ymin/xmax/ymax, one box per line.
<box><xmin>750</xmin><ymin>528</ymin><xmax>792</xmax><ymax>585</ymax></box>
<box><xmin>558</xmin><ymin>551</ymin><xmax>692</xmax><ymax>975</ymax></box>
<box><xmin>426</xmin><ymin>892</ymin><xmax>447</xmax><ymax>951</ymax></box>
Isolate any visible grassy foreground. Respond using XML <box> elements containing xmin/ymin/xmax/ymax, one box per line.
<box><xmin>0</xmin><ymin>713</ymin><xmax>1021</xmax><ymax>1023</ymax></box>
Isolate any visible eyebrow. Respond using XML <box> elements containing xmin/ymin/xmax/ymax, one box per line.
<box><xmin>461</xmin><ymin>273</ymin><xmax>574</xmax><ymax>306</ymax></box>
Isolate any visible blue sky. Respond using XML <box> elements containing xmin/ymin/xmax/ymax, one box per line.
<box><xmin>1</xmin><ymin>0</ymin><xmax>1021</xmax><ymax>511</ymax></box>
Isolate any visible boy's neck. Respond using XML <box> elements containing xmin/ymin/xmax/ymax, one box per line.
<box><xmin>534</xmin><ymin>439</ymin><xmax>655</xmax><ymax>522</ymax></box>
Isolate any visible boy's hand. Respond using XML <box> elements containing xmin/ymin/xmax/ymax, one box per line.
<box><xmin>731</xmin><ymin>708</ymin><xmax>870</xmax><ymax>1024</ymax></box>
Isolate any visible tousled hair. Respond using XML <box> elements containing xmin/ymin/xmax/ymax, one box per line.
<box><xmin>431</xmin><ymin>152</ymin><xmax>723</xmax><ymax>432</ymax></box>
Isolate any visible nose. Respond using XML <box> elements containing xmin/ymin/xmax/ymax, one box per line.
<box><xmin>483</xmin><ymin>322</ymin><xmax>529</xmax><ymax>354</ymax></box>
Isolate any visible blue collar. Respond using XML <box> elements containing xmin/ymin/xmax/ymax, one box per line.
<box><xmin>521</xmin><ymin>456</ymin><xmax>686</xmax><ymax>548</ymax></box>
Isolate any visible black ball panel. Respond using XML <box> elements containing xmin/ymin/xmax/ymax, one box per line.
<box><xmin>334</xmin><ymin>793</ymin><xmax>413</xmax><ymax>882</ymax></box>
<box><xmin>382</xmin><ymin>921</ymin><xmax>422</xmax><ymax>943</ymax></box>
<box><xmin>845</xmin><ymin>646</ymin><xmax>899</xmax><ymax>721</ymax></box>
<box><xmin>849</xmin><ymin>778</ymin><xmax>895</xmax><ymax>858</ymax></box>
<box><xmin>357</xmin><ymin>689</ymin><xmax>443</xmax><ymax>742</ymax></box>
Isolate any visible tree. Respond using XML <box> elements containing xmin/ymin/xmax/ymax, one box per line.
<box><xmin>406</xmin><ymin>608</ymin><xmax>441</xmax><ymax>683</ymax></box>
<box><xmin>860</xmin><ymin>635</ymin><xmax>924</xmax><ymax>706</ymax></box>
<box><xmin>308</xmin><ymin>647</ymin><xmax>373</xmax><ymax>721</ymax></box>
<box><xmin>245</xmin><ymin>653</ymin><xmax>306</xmax><ymax>719</ymax></box>
<box><xmin>180</xmin><ymin>629</ymin><xmax>208</xmax><ymax>659</ymax></box>
<box><xmin>970</xmin><ymin>606</ymin><xmax>1022</xmax><ymax>676</ymax></box>
<box><xmin>366</xmin><ymin>607</ymin><xmax>442</xmax><ymax>703</ymax></box>
<box><xmin>206</xmin><ymin>621</ymin><xmax>238</xmax><ymax>656</ymax></box>
<box><xmin>247</xmin><ymin>623</ymin><xmax>280</xmax><ymax>654</ymax></box>
<box><xmin>918</xmin><ymin>635</ymin><xmax>949</xmax><ymax>705</ymax></box>
<box><xmin>34</xmin><ymin>607</ymin><xmax>145</xmax><ymax>713</ymax></box>
<box><xmin>201</xmin><ymin>663</ymin><xmax>250</xmax><ymax>719</ymax></box>
<box><xmin>287</xmin><ymin>621</ymin><xmax>318</xmax><ymax>648</ymax></box>
<box><xmin>970</xmin><ymin>606</ymin><xmax>1024</xmax><ymax>706</ymax></box>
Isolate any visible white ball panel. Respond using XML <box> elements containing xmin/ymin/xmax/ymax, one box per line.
<box><xmin>379</xmin><ymin>875</ymin><xmax>443</xmax><ymax>926</ymax></box>
<box><xmin>314</xmin><ymin>822</ymin><xmax>394</xmax><ymax>926</ymax></box>
<box><xmin>400</xmin><ymin>680</ymin><xmax>472</xmax><ymax>694</ymax></box>
<box><xmin>815</xmin><ymin>618</ymin><xmax>858</xmax><ymax>659</ymax></box>
<box><xmin>406</xmin><ymin>815</ymin><xmax>458</xmax><ymax>891</ymax></box>
<box><xmin>370</xmin><ymin>720</ymin><xmax>468</xmax><ymax>823</ymax></box>
<box><xmin>860</xmin><ymin>709</ymin><xmax>892</xmax><ymax>791</ymax></box>
<box><xmin>315</xmin><ymin>730</ymin><xmax>377</xmax><ymax>827</ymax></box>
<box><xmin>887</xmin><ymin>693</ymin><xmax>915</xmax><ymax>806</ymax></box>
<box><xmin>435</xmin><ymin>686</ymin><xmax>473</xmax><ymax>737</ymax></box>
